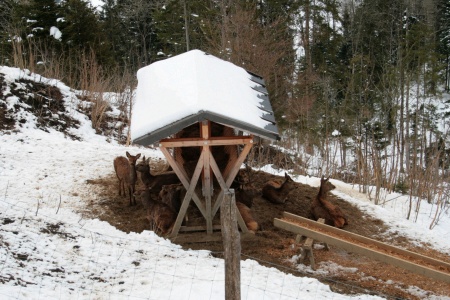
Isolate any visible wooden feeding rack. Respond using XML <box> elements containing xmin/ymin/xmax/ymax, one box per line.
<box><xmin>131</xmin><ymin>50</ymin><xmax>280</xmax><ymax>239</ymax></box>
<box><xmin>158</xmin><ymin>120</ymin><xmax>254</xmax><ymax>238</ymax></box>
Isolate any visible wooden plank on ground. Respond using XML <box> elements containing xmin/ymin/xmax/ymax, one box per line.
<box><xmin>274</xmin><ymin>212</ymin><xmax>450</xmax><ymax>284</ymax></box>
<box><xmin>169</xmin><ymin>231</ymin><xmax>257</xmax><ymax>244</ymax></box>
<box><xmin>283</xmin><ymin>212</ymin><xmax>450</xmax><ymax>271</ymax></box>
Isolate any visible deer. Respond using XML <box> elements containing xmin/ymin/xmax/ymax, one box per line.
<box><xmin>236</xmin><ymin>201</ymin><xmax>259</xmax><ymax>233</ymax></box>
<box><xmin>310</xmin><ymin>176</ymin><xmax>348</xmax><ymax>228</ymax></box>
<box><xmin>136</xmin><ymin>156</ymin><xmax>180</xmax><ymax>196</ymax></box>
<box><xmin>262</xmin><ymin>172</ymin><xmax>296</xmax><ymax>204</ymax></box>
<box><xmin>232</xmin><ymin>166</ymin><xmax>260</xmax><ymax>208</ymax></box>
<box><xmin>134</xmin><ymin>188</ymin><xmax>177</xmax><ymax>235</ymax></box>
<box><xmin>159</xmin><ymin>183</ymin><xmax>184</xmax><ymax>213</ymax></box>
<box><xmin>113</xmin><ymin>151</ymin><xmax>141</xmax><ymax>206</ymax></box>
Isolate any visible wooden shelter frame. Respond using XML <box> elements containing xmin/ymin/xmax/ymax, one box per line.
<box><xmin>158</xmin><ymin>120</ymin><xmax>254</xmax><ymax>237</ymax></box>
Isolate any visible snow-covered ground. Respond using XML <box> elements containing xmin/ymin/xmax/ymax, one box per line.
<box><xmin>1</xmin><ymin>67</ymin><xmax>449</xmax><ymax>299</ymax></box>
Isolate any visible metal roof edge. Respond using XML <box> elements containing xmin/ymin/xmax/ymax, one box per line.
<box><xmin>132</xmin><ymin>114</ymin><xmax>202</xmax><ymax>146</ymax></box>
<box><xmin>133</xmin><ymin>110</ymin><xmax>280</xmax><ymax>146</ymax></box>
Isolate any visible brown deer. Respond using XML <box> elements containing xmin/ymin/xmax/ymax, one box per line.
<box><xmin>136</xmin><ymin>156</ymin><xmax>180</xmax><ymax>196</ymax></box>
<box><xmin>159</xmin><ymin>183</ymin><xmax>184</xmax><ymax>213</ymax></box>
<box><xmin>236</xmin><ymin>202</ymin><xmax>259</xmax><ymax>233</ymax></box>
<box><xmin>232</xmin><ymin>166</ymin><xmax>260</xmax><ymax>208</ymax></box>
<box><xmin>113</xmin><ymin>151</ymin><xmax>141</xmax><ymax>206</ymax></box>
<box><xmin>235</xmin><ymin>184</ymin><xmax>259</xmax><ymax>208</ymax></box>
<box><xmin>135</xmin><ymin>188</ymin><xmax>177</xmax><ymax>235</ymax></box>
<box><xmin>262</xmin><ymin>172</ymin><xmax>295</xmax><ymax>204</ymax></box>
<box><xmin>310</xmin><ymin>176</ymin><xmax>348</xmax><ymax>228</ymax></box>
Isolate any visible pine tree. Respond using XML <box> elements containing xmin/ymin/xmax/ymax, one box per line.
<box><xmin>152</xmin><ymin>0</ymin><xmax>217</xmax><ymax>57</ymax></box>
<box><xmin>59</xmin><ymin>0</ymin><xmax>112</xmax><ymax>68</ymax></box>
<box><xmin>437</xmin><ymin>0</ymin><xmax>450</xmax><ymax>91</ymax></box>
<box><xmin>0</xmin><ymin>0</ymin><xmax>17</xmax><ymax>65</ymax></box>
<box><xmin>22</xmin><ymin>0</ymin><xmax>62</xmax><ymax>42</ymax></box>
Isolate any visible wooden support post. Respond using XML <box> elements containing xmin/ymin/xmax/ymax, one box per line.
<box><xmin>201</xmin><ymin>121</ymin><xmax>213</xmax><ymax>234</ymax></box>
<box><xmin>166</xmin><ymin>150</ymin><xmax>206</xmax><ymax>237</ymax></box>
<box><xmin>159</xmin><ymin>128</ymin><xmax>253</xmax><ymax>237</ymax></box>
<box><xmin>221</xmin><ymin>189</ymin><xmax>241</xmax><ymax>300</ymax></box>
<box><xmin>296</xmin><ymin>218</ymin><xmax>328</xmax><ymax>270</ymax></box>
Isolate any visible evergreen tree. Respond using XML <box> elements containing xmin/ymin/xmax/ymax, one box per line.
<box><xmin>152</xmin><ymin>0</ymin><xmax>217</xmax><ymax>57</ymax></box>
<box><xmin>437</xmin><ymin>0</ymin><xmax>450</xmax><ymax>91</ymax></box>
<box><xmin>59</xmin><ymin>0</ymin><xmax>112</xmax><ymax>68</ymax></box>
<box><xmin>0</xmin><ymin>0</ymin><xmax>17</xmax><ymax>65</ymax></box>
<box><xmin>59</xmin><ymin>0</ymin><xmax>100</xmax><ymax>51</ymax></box>
<box><xmin>22</xmin><ymin>0</ymin><xmax>62</xmax><ymax>42</ymax></box>
<box><xmin>100</xmin><ymin>0</ymin><xmax>129</xmax><ymax>67</ymax></box>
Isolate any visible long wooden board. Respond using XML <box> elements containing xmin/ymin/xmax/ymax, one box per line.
<box><xmin>274</xmin><ymin>212</ymin><xmax>450</xmax><ymax>284</ymax></box>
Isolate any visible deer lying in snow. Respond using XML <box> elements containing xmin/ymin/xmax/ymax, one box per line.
<box><xmin>113</xmin><ymin>151</ymin><xmax>141</xmax><ymax>206</ymax></box>
<box><xmin>135</xmin><ymin>188</ymin><xmax>177</xmax><ymax>235</ymax></box>
<box><xmin>136</xmin><ymin>156</ymin><xmax>180</xmax><ymax>195</ymax></box>
<box><xmin>262</xmin><ymin>172</ymin><xmax>295</xmax><ymax>204</ymax></box>
<box><xmin>310</xmin><ymin>176</ymin><xmax>348</xmax><ymax>228</ymax></box>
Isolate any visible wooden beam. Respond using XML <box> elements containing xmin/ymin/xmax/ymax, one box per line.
<box><xmin>283</xmin><ymin>212</ymin><xmax>450</xmax><ymax>270</ymax></box>
<box><xmin>169</xmin><ymin>231</ymin><xmax>257</xmax><ymax>243</ymax></box>
<box><xmin>159</xmin><ymin>146</ymin><xmax>206</xmax><ymax>216</ymax></box>
<box><xmin>160</xmin><ymin>146</ymin><xmax>209</xmax><ymax>237</ymax></box>
<box><xmin>274</xmin><ymin>213</ymin><xmax>450</xmax><ymax>284</ymax></box>
<box><xmin>223</xmin><ymin>141</ymin><xmax>253</xmax><ymax>183</ymax></box>
<box><xmin>169</xmin><ymin>152</ymin><xmax>206</xmax><ymax>237</ymax></box>
<box><xmin>160</xmin><ymin>136</ymin><xmax>253</xmax><ymax>147</ymax></box>
<box><xmin>209</xmin><ymin>154</ymin><xmax>249</xmax><ymax>233</ymax></box>
<box><xmin>178</xmin><ymin>225</ymin><xmax>222</xmax><ymax>232</ymax></box>
<box><xmin>170</xmin><ymin>233</ymin><xmax>224</xmax><ymax>243</ymax></box>
<box><xmin>201</xmin><ymin>121</ymin><xmax>213</xmax><ymax>234</ymax></box>
<box><xmin>159</xmin><ymin>146</ymin><xmax>189</xmax><ymax>181</ymax></box>
<box><xmin>212</xmin><ymin>142</ymin><xmax>254</xmax><ymax>216</ymax></box>
<box><xmin>159</xmin><ymin>124</ymin><xmax>254</xmax><ymax>237</ymax></box>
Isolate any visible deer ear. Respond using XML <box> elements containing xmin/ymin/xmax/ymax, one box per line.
<box><xmin>126</xmin><ymin>151</ymin><xmax>131</xmax><ymax>158</ymax></box>
<box><xmin>136</xmin><ymin>153</ymin><xmax>141</xmax><ymax>159</ymax></box>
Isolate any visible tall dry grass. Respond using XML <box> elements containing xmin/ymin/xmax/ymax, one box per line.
<box><xmin>9</xmin><ymin>37</ymin><xmax>136</xmax><ymax>138</ymax></box>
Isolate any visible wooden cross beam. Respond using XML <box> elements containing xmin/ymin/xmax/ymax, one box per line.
<box><xmin>158</xmin><ymin>121</ymin><xmax>254</xmax><ymax>237</ymax></box>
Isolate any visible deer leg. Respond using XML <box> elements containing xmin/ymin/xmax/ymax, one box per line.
<box><xmin>131</xmin><ymin>185</ymin><xmax>136</xmax><ymax>206</ymax></box>
<box><xmin>128</xmin><ymin>186</ymin><xmax>133</xmax><ymax>206</ymax></box>
<box><xmin>118</xmin><ymin>180</ymin><xmax>122</xmax><ymax>196</ymax></box>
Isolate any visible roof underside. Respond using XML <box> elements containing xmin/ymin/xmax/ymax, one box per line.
<box><xmin>131</xmin><ymin>50</ymin><xmax>280</xmax><ymax>146</ymax></box>
<box><xmin>132</xmin><ymin>109</ymin><xmax>279</xmax><ymax>146</ymax></box>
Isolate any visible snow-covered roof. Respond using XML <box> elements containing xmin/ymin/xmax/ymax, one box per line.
<box><xmin>131</xmin><ymin>49</ymin><xmax>280</xmax><ymax>145</ymax></box>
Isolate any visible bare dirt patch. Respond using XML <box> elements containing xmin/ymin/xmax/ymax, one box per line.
<box><xmin>85</xmin><ymin>170</ymin><xmax>450</xmax><ymax>299</ymax></box>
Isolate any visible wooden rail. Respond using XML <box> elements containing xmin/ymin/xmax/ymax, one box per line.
<box><xmin>274</xmin><ymin>212</ymin><xmax>450</xmax><ymax>284</ymax></box>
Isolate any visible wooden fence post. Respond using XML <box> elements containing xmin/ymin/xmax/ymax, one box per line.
<box><xmin>221</xmin><ymin>189</ymin><xmax>241</xmax><ymax>300</ymax></box>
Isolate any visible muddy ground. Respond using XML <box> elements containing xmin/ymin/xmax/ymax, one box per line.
<box><xmin>84</xmin><ymin>167</ymin><xmax>450</xmax><ymax>300</ymax></box>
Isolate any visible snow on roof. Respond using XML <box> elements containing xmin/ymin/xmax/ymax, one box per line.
<box><xmin>131</xmin><ymin>49</ymin><xmax>279</xmax><ymax>145</ymax></box>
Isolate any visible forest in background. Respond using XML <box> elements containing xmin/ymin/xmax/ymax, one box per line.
<box><xmin>1</xmin><ymin>0</ymin><xmax>450</xmax><ymax>216</ymax></box>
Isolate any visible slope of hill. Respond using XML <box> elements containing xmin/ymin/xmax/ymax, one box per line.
<box><xmin>1</xmin><ymin>66</ymin><xmax>449</xmax><ymax>299</ymax></box>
